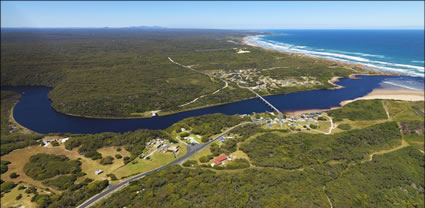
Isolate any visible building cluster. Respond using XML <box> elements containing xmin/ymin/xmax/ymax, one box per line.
<box><xmin>252</xmin><ymin>111</ymin><xmax>323</xmax><ymax>130</ymax></box>
<box><xmin>211</xmin><ymin>69</ymin><xmax>320</xmax><ymax>91</ymax></box>
<box><xmin>210</xmin><ymin>154</ymin><xmax>235</xmax><ymax>167</ymax></box>
<box><xmin>41</xmin><ymin>136</ymin><xmax>69</xmax><ymax>147</ymax></box>
<box><xmin>179</xmin><ymin>128</ymin><xmax>201</xmax><ymax>144</ymax></box>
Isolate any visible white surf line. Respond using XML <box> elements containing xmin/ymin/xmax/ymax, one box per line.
<box><xmin>169</xmin><ymin>57</ymin><xmax>228</xmax><ymax>107</ymax></box>
<box><xmin>381</xmin><ymin>81</ymin><xmax>422</xmax><ymax>91</ymax></box>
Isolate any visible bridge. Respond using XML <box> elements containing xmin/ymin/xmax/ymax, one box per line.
<box><xmin>246</xmin><ymin>88</ymin><xmax>283</xmax><ymax>128</ymax></box>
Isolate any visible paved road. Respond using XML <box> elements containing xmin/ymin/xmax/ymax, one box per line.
<box><xmin>77</xmin><ymin>122</ymin><xmax>250</xmax><ymax>208</ymax></box>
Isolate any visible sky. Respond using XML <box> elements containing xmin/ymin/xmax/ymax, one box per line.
<box><xmin>1</xmin><ymin>1</ymin><xmax>424</xmax><ymax>29</ymax></box>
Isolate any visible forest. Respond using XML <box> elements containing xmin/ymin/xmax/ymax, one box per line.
<box><xmin>96</xmin><ymin>146</ymin><xmax>423</xmax><ymax>208</ymax></box>
<box><xmin>1</xmin><ymin>28</ymin><xmax>372</xmax><ymax>118</ymax></box>
<box><xmin>240</xmin><ymin>122</ymin><xmax>401</xmax><ymax>169</ymax></box>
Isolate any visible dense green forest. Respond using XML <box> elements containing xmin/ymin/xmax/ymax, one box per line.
<box><xmin>96</xmin><ymin>146</ymin><xmax>423</xmax><ymax>208</ymax></box>
<box><xmin>240</xmin><ymin>122</ymin><xmax>401</xmax><ymax>169</ymax></box>
<box><xmin>1</xmin><ymin>29</ymin><xmax>371</xmax><ymax>117</ymax></box>
<box><xmin>327</xmin><ymin>147</ymin><xmax>424</xmax><ymax>207</ymax></box>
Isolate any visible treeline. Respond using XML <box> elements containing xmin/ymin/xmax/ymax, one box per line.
<box><xmin>328</xmin><ymin>99</ymin><xmax>388</xmax><ymax>121</ymax></box>
<box><xmin>1</xmin><ymin>134</ymin><xmax>44</xmax><ymax>156</ymax></box>
<box><xmin>65</xmin><ymin>129</ymin><xmax>173</xmax><ymax>161</ymax></box>
<box><xmin>240</xmin><ymin>122</ymin><xmax>401</xmax><ymax>169</ymax></box>
<box><xmin>168</xmin><ymin>113</ymin><xmax>250</xmax><ymax>142</ymax></box>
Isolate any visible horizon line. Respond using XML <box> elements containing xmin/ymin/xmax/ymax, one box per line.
<box><xmin>1</xmin><ymin>27</ymin><xmax>424</xmax><ymax>30</ymax></box>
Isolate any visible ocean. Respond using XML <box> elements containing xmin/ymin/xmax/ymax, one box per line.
<box><xmin>247</xmin><ymin>30</ymin><xmax>424</xmax><ymax>79</ymax></box>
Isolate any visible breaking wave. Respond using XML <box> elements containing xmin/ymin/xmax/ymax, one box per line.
<box><xmin>246</xmin><ymin>36</ymin><xmax>425</xmax><ymax>77</ymax></box>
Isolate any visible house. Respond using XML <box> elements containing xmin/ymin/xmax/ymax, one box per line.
<box><xmin>42</xmin><ymin>136</ymin><xmax>62</xmax><ymax>147</ymax></box>
<box><xmin>95</xmin><ymin>169</ymin><xmax>103</xmax><ymax>175</ymax></box>
<box><xmin>167</xmin><ymin>145</ymin><xmax>179</xmax><ymax>153</ymax></box>
<box><xmin>214</xmin><ymin>155</ymin><xmax>228</xmax><ymax>166</ymax></box>
<box><xmin>59</xmin><ymin>137</ymin><xmax>69</xmax><ymax>143</ymax></box>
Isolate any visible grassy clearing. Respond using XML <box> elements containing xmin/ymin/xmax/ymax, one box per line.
<box><xmin>112</xmin><ymin>145</ymin><xmax>187</xmax><ymax>179</ymax></box>
<box><xmin>1</xmin><ymin>183</ymin><xmax>37</xmax><ymax>208</ymax></box>
<box><xmin>385</xmin><ymin>100</ymin><xmax>424</xmax><ymax>121</ymax></box>
<box><xmin>333</xmin><ymin>119</ymin><xmax>388</xmax><ymax>134</ymax></box>
<box><xmin>0</xmin><ymin>144</ymin><xmax>132</xmax><ymax>188</ymax></box>
<box><xmin>187</xmin><ymin>145</ymin><xmax>212</xmax><ymax>162</ymax></box>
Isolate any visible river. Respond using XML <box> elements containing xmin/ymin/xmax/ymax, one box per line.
<box><xmin>2</xmin><ymin>75</ymin><xmax>423</xmax><ymax>134</ymax></box>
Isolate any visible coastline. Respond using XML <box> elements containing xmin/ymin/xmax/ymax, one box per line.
<box><xmin>340</xmin><ymin>89</ymin><xmax>424</xmax><ymax>106</ymax></box>
<box><xmin>242</xmin><ymin>35</ymin><xmax>399</xmax><ymax>77</ymax></box>
<box><xmin>287</xmin><ymin>88</ymin><xmax>424</xmax><ymax>116</ymax></box>
<box><xmin>4</xmin><ymin>35</ymin><xmax>414</xmax><ymax>121</ymax></box>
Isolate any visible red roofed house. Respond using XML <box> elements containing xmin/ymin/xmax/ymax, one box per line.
<box><xmin>214</xmin><ymin>154</ymin><xmax>228</xmax><ymax>165</ymax></box>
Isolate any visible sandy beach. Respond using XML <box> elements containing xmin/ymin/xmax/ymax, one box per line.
<box><xmin>341</xmin><ymin>89</ymin><xmax>424</xmax><ymax>105</ymax></box>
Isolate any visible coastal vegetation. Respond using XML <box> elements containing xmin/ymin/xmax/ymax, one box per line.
<box><xmin>96</xmin><ymin>145</ymin><xmax>423</xmax><ymax>208</ymax></box>
<box><xmin>328</xmin><ymin>99</ymin><xmax>387</xmax><ymax>121</ymax></box>
<box><xmin>240</xmin><ymin>122</ymin><xmax>401</xmax><ymax>169</ymax></box>
<box><xmin>1</xmin><ymin>29</ymin><xmax>374</xmax><ymax>118</ymax></box>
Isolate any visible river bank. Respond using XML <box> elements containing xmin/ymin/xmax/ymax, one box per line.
<box><xmin>340</xmin><ymin>89</ymin><xmax>424</xmax><ymax>106</ymax></box>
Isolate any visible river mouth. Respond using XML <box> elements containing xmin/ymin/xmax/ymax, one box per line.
<box><xmin>2</xmin><ymin>75</ymin><xmax>423</xmax><ymax>134</ymax></box>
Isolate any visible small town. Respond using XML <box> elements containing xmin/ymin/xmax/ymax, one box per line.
<box><xmin>252</xmin><ymin>111</ymin><xmax>327</xmax><ymax>131</ymax></box>
<box><xmin>211</xmin><ymin>68</ymin><xmax>321</xmax><ymax>91</ymax></box>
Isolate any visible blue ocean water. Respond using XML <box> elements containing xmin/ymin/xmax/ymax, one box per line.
<box><xmin>247</xmin><ymin>30</ymin><xmax>424</xmax><ymax>77</ymax></box>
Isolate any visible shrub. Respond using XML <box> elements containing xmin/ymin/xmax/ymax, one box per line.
<box><xmin>99</xmin><ymin>156</ymin><xmax>114</xmax><ymax>165</ymax></box>
<box><xmin>51</xmin><ymin>141</ymin><xmax>60</xmax><ymax>146</ymax></box>
<box><xmin>226</xmin><ymin>159</ymin><xmax>250</xmax><ymax>169</ymax></box>
<box><xmin>309</xmin><ymin>124</ymin><xmax>318</xmax><ymax>129</ymax></box>
<box><xmin>18</xmin><ymin>185</ymin><xmax>26</xmax><ymax>190</ymax></box>
<box><xmin>116</xmin><ymin>147</ymin><xmax>121</xmax><ymax>152</ymax></box>
<box><xmin>1</xmin><ymin>181</ymin><xmax>16</xmax><ymax>193</ymax></box>
<box><xmin>16</xmin><ymin>194</ymin><xmax>23</xmax><ymax>200</ymax></box>
<box><xmin>318</xmin><ymin>116</ymin><xmax>327</xmax><ymax>121</ymax></box>
<box><xmin>107</xmin><ymin>174</ymin><xmax>118</xmax><ymax>181</ymax></box>
<box><xmin>199</xmin><ymin>156</ymin><xmax>209</xmax><ymax>163</ymax></box>
<box><xmin>1</xmin><ymin>160</ymin><xmax>11</xmax><ymax>174</ymax></box>
<box><xmin>182</xmin><ymin>160</ymin><xmax>197</xmax><ymax>167</ymax></box>
<box><xmin>123</xmin><ymin>156</ymin><xmax>131</xmax><ymax>164</ymax></box>
<box><xmin>25</xmin><ymin>186</ymin><xmax>37</xmax><ymax>194</ymax></box>
<box><xmin>9</xmin><ymin>172</ymin><xmax>19</xmax><ymax>179</ymax></box>
<box><xmin>115</xmin><ymin>154</ymin><xmax>122</xmax><ymax>159</ymax></box>
<box><xmin>42</xmin><ymin>175</ymin><xmax>77</xmax><ymax>190</ymax></box>
<box><xmin>180</xmin><ymin>132</ymin><xmax>190</xmax><ymax>137</ymax></box>
<box><xmin>338</xmin><ymin>124</ymin><xmax>352</xmax><ymax>131</ymax></box>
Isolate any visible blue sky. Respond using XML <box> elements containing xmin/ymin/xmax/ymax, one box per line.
<box><xmin>1</xmin><ymin>1</ymin><xmax>424</xmax><ymax>29</ymax></box>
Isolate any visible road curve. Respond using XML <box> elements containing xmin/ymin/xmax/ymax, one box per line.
<box><xmin>77</xmin><ymin>122</ymin><xmax>251</xmax><ymax>208</ymax></box>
